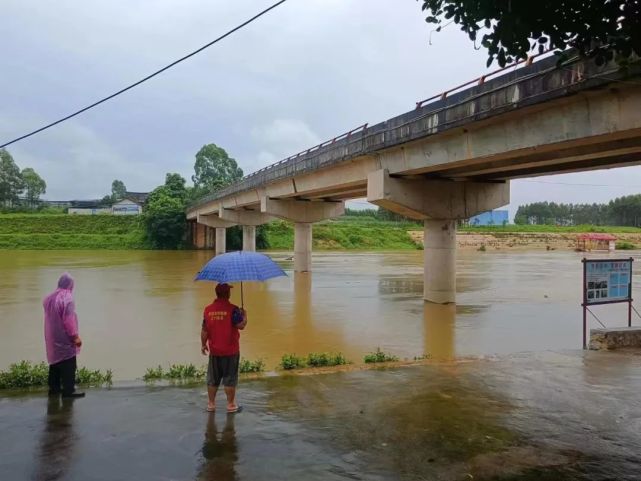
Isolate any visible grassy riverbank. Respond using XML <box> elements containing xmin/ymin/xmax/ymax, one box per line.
<box><xmin>263</xmin><ymin>218</ymin><xmax>421</xmax><ymax>250</ymax></box>
<box><xmin>0</xmin><ymin>214</ymin><xmax>148</xmax><ymax>249</ymax></box>
<box><xmin>2</xmin><ymin>213</ymin><xmax>640</xmax><ymax>250</ymax></box>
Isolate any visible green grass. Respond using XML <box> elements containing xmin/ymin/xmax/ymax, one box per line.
<box><xmin>143</xmin><ymin>359</ymin><xmax>265</xmax><ymax>381</ymax></box>
<box><xmin>0</xmin><ymin>214</ymin><xmax>148</xmax><ymax>249</ymax></box>
<box><xmin>264</xmin><ymin>220</ymin><xmax>420</xmax><ymax>250</ymax></box>
<box><xmin>616</xmin><ymin>241</ymin><xmax>637</xmax><ymax>250</ymax></box>
<box><xmin>143</xmin><ymin>363</ymin><xmax>206</xmax><ymax>381</ymax></box>
<box><xmin>306</xmin><ymin>352</ymin><xmax>350</xmax><ymax>367</ymax></box>
<box><xmin>239</xmin><ymin>358</ymin><xmax>265</xmax><ymax>373</ymax></box>
<box><xmin>0</xmin><ymin>361</ymin><xmax>112</xmax><ymax>390</ymax></box>
<box><xmin>280</xmin><ymin>354</ymin><xmax>307</xmax><ymax>370</ymax></box>
<box><xmin>363</xmin><ymin>348</ymin><xmax>399</xmax><ymax>364</ymax></box>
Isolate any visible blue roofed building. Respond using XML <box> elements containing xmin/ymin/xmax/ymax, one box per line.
<box><xmin>468</xmin><ymin>210</ymin><xmax>509</xmax><ymax>226</ymax></box>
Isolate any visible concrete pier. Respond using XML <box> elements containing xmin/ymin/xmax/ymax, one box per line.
<box><xmin>424</xmin><ymin>219</ymin><xmax>457</xmax><ymax>304</ymax></box>
<box><xmin>215</xmin><ymin>228</ymin><xmax>226</xmax><ymax>256</ymax></box>
<box><xmin>294</xmin><ymin>223</ymin><xmax>312</xmax><ymax>272</ymax></box>
<box><xmin>242</xmin><ymin>225</ymin><xmax>256</xmax><ymax>252</ymax></box>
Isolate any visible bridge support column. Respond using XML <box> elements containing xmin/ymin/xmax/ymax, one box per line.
<box><xmin>215</xmin><ymin>228</ymin><xmax>226</xmax><ymax>255</ymax></box>
<box><xmin>367</xmin><ymin>169</ymin><xmax>509</xmax><ymax>303</ymax></box>
<box><xmin>242</xmin><ymin>225</ymin><xmax>256</xmax><ymax>252</ymax></box>
<box><xmin>197</xmin><ymin>214</ymin><xmax>236</xmax><ymax>255</ymax></box>
<box><xmin>294</xmin><ymin>223</ymin><xmax>312</xmax><ymax>272</ymax></box>
<box><xmin>424</xmin><ymin>219</ymin><xmax>457</xmax><ymax>304</ymax></box>
<box><xmin>261</xmin><ymin>197</ymin><xmax>345</xmax><ymax>272</ymax></box>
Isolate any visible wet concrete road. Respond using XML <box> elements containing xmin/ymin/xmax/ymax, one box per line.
<box><xmin>2</xmin><ymin>350</ymin><xmax>641</xmax><ymax>481</ymax></box>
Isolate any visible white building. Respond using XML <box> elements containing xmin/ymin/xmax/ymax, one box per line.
<box><xmin>112</xmin><ymin>198</ymin><xmax>143</xmax><ymax>215</ymax></box>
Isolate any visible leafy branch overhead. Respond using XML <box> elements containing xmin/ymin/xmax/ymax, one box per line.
<box><xmin>419</xmin><ymin>0</ymin><xmax>641</xmax><ymax>67</ymax></box>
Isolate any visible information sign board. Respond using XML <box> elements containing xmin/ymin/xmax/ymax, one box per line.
<box><xmin>581</xmin><ymin>258</ymin><xmax>634</xmax><ymax>349</ymax></box>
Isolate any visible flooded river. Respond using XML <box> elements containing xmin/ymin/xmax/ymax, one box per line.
<box><xmin>0</xmin><ymin>249</ymin><xmax>638</xmax><ymax>380</ymax></box>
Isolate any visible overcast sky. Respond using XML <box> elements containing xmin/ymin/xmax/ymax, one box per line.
<box><xmin>2</xmin><ymin>0</ymin><xmax>641</xmax><ymax>217</ymax></box>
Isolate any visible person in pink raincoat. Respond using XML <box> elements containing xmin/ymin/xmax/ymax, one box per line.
<box><xmin>43</xmin><ymin>273</ymin><xmax>85</xmax><ymax>398</ymax></box>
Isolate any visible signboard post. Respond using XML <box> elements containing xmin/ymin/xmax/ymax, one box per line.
<box><xmin>582</xmin><ymin>258</ymin><xmax>633</xmax><ymax>349</ymax></box>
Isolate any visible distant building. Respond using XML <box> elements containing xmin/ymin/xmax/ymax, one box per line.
<box><xmin>112</xmin><ymin>199</ymin><xmax>143</xmax><ymax>215</ymax></box>
<box><xmin>123</xmin><ymin>192</ymin><xmax>149</xmax><ymax>205</ymax></box>
<box><xmin>68</xmin><ymin>200</ymin><xmax>109</xmax><ymax>215</ymax></box>
<box><xmin>468</xmin><ymin>210</ymin><xmax>509</xmax><ymax>226</ymax></box>
<box><xmin>66</xmin><ymin>192</ymin><xmax>149</xmax><ymax>215</ymax></box>
<box><xmin>576</xmin><ymin>233</ymin><xmax>616</xmax><ymax>252</ymax></box>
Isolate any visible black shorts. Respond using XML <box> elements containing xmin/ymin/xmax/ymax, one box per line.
<box><xmin>207</xmin><ymin>354</ymin><xmax>240</xmax><ymax>387</ymax></box>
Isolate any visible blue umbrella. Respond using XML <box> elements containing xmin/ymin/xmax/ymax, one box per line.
<box><xmin>195</xmin><ymin>251</ymin><xmax>287</xmax><ymax>306</ymax></box>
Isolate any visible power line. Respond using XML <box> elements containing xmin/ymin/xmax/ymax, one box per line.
<box><xmin>0</xmin><ymin>0</ymin><xmax>288</xmax><ymax>149</ymax></box>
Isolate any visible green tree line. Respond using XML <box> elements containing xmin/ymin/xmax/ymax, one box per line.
<box><xmin>515</xmin><ymin>195</ymin><xmax>641</xmax><ymax>227</ymax></box>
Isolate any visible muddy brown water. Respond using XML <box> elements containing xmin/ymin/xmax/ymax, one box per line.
<box><xmin>0</xmin><ymin>250</ymin><xmax>639</xmax><ymax>380</ymax></box>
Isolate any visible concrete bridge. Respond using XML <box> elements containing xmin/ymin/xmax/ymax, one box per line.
<box><xmin>186</xmin><ymin>54</ymin><xmax>641</xmax><ymax>303</ymax></box>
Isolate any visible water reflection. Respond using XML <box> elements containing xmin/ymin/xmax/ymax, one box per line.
<box><xmin>198</xmin><ymin>414</ymin><xmax>238</xmax><ymax>481</ymax></box>
<box><xmin>32</xmin><ymin>397</ymin><xmax>77</xmax><ymax>481</ymax></box>
<box><xmin>378</xmin><ymin>277</ymin><xmax>423</xmax><ymax>296</ymax></box>
<box><xmin>423</xmin><ymin>303</ymin><xmax>456</xmax><ymax>360</ymax></box>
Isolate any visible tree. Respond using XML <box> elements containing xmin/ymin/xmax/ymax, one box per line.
<box><xmin>163</xmin><ymin>173</ymin><xmax>187</xmax><ymax>201</ymax></box>
<box><xmin>192</xmin><ymin>144</ymin><xmax>243</xmax><ymax>192</ymax></box>
<box><xmin>143</xmin><ymin>191</ymin><xmax>186</xmax><ymax>249</ymax></box>
<box><xmin>0</xmin><ymin>149</ymin><xmax>24</xmax><ymax>206</ymax></box>
<box><xmin>21</xmin><ymin>168</ymin><xmax>46</xmax><ymax>205</ymax></box>
<box><xmin>143</xmin><ymin>173</ymin><xmax>190</xmax><ymax>249</ymax></box>
<box><xmin>420</xmin><ymin>0</ymin><xmax>640</xmax><ymax>67</ymax></box>
<box><xmin>111</xmin><ymin>179</ymin><xmax>127</xmax><ymax>201</ymax></box>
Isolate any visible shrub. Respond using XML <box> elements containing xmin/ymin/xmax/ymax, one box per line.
<box><xmin>363</xmin><ymin>348</ymin><xmax>399</xmax><ymax>364</ymax></box>
<box><xmin>143</xmin><ymin>365</ymin><xmax>164</xmax><ymax>381</ymax></box>
<box><xmin>166</xmin><ymin>363</ymin><xmax>205</xmax><ymax>380</ymax></box>
<box><xmin>306</xmin><ymin>352</ymin><xmax>349</xmax><ymax>367</ymax></box>
<box><xmin>76</xmin><ymin>367</ymin><xmax>113</xmax><ymax>386</ymax></box>
<box><xmin>0</xmin><ymin>361</ymin><xmax>112</xmax><ymax>389</ymax></box>
<box><xmin>143</xmin><ymin>363</ymin><xmax>206</xmax><ymax>382</ymax></box>
<box><xmin>280</xmin><ymin>354</ymin><xmax>306</xmax><ymax>370</ymax></box>
<box><xmin>616</xmin><ymin>241</ymin><xmax>636</xmax><ymax>250</ymax></box>
<box><xmin>239</xmin><ymin>358</ymin><xmax>265</xmax><ymax>373</ymax></box>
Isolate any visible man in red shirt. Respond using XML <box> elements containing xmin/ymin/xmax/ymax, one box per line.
<box><xmin>201</xmin><ymin>283</ymin><xmax>247</xmax><ymax>413</ymax></box>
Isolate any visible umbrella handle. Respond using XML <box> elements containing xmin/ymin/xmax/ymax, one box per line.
<box><xmin>241</xmin><ymin>281</ymin><xmax>244</xmax><ymax>309</ymax></box>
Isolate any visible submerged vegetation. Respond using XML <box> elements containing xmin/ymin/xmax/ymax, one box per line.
<box><xmin>280</xmin><ymin>352</ymin><xmax>350</xmax><ymax>370</ymax></box>
<box><xmin>0</xmin><ymin>361</ymin><xmax>112</xmax><ymax>389</ymax></box>
<box><xmin>363</xmin><ymin>348</ymin><xmax>399</xmax><ymax>364</ymax></box>
<box><xmin>143</xmin><ymin>359</ymin><xmax>266</xmax><ymax>382</ymax></box>
<box><xmin>280</xmin><ymin>354</ymin><xmax>307</xmax><ymax>370</ymax></box>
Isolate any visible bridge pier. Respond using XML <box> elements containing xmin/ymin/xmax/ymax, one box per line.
<box><xmin>424</xmin><ymin>219</ymin><xmax>457</xmax><ymax>304</ymax></box>
<box><xmin>294</xmin><ymin>223</ymin><xmax>313</xmax><ymax>272</ymax></box>
<box><xmin>215</xmin><ymin>228</ymin><xmax>226</xmax><ymax>255</ymax></box>
<box><xmin>197</xmin><ymin>214</ymin><xmax>237</xmax><ymax>255</ymax></box>
<box><xmin>261</xmin><ymin>198</ymin><xmax>345</xmax><ymax>272</ymax></box>
<box><xmin>242</xmin><ymin>225</ymin><xmax>256</xmax><ymax>252</ymax></box>
<box><xmin>367</xmin><ymin>169</ymin><xmax>509</xmax><ymax>303</ymax></box>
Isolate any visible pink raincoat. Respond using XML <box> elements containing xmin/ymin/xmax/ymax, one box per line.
<box><xmin>43</xmin><ymin>273</ymin><xmax>80</xmax><ymax>365</ymax></box>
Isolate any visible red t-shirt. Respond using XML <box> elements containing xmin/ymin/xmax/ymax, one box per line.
<box><xmin>203</xmin><ymin>299</ymin><xmax>241</xmax><ymax>356</ymax></box>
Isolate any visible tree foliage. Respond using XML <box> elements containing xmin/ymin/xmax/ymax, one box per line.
<box><xmin>0</xmin><ymin>149</ymin><xmax>24</xmax><ymax>205</ymax></box>
<box><xmin>143</xmin><ymin>174</ymin><xmax>188</xmax><ymax>249</ymax></box>
<box><xmin>111</xmin><ymin>179</ymin><xmax>127</xmax><ymax>201</ymax></box>
<box><xmin>515</xmin><ymin>195</ymin><xmax>641</xmax><ymax>227</ymax></box>
<box><xmin>192</xmin><ymin>144</ymin><xmax>243</xmax><ymax>192</ymax></box>
<box><xmin>420</xmin><ymin>0</ymin><xmax>641</xmax><ymax>67</ymax></box>
<box><xmin>21</xmin><ymin>168</ymin><xmax>46</xmax><ymax>204</ymax></box>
